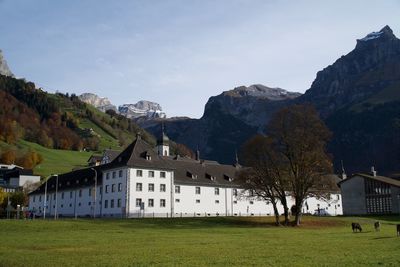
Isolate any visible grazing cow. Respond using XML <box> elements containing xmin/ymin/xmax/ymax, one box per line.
<box><xmin>374</xmin><ymin>221</ymin><xmax>381</xmax><ymax>232</ymax></box>
<box><xmin>397</xmin><ymin>224</ymin><xmax>400</xmax><ymax>237</ymax></box>
<box><xmin>352</xmin><ymin>222</ymin><xmax>362</xmax><ymax>232</ymax></box>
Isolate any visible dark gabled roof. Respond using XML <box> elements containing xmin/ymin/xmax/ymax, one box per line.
<box><xmin>163</xmin><ymin>157</ymin><xmax>240</xmax><ymax>188</ymax></box>
<box><xmin>105</xmin><ymin>137</ymin><xmax>172</xmax><ymax>170</ymax></box>
<box><xmin>87</xmin><ymin>155</ymin><xmax>102</xmax><ymax>162</ymax></box>
<box><xmin>103</xmin><ymin>149</ymin><xmax>120</xmax><ymax>162</ymax></box>
<box><xmin>338</xmin><ymin>173</ymin><xmax>400</xmax><ymax>188</ymax></box>
<box><xmin>29</xmin><ymin>166</ymin><xmax>103</xmax><ymax>195</ymax></box>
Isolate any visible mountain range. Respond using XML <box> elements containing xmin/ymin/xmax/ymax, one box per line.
<box><xmin>1</xmin><ymin>25</ymin><xmax>399</xmax><ymax>176</ymax></box>
<box><xmin>139</xmin><ymin>25</ymin><xmax>400</xmax><ymax>175</ymax></box>
<box><xmin>78</xmin><ymin>93</ymin><xmax>166</xmax><ymax>119</ymax></box>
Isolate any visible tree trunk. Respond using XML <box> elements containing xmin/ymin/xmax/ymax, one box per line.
<box><xmin>295</xmin><ymin>210</ymin><xmax>302</xmax><ymax>226</ymax></box>
<box><xmin>272</xmin><ymin>201</ymin><xmax>280</xmax><ymax>226</ymax></box>
<box><xmin>280</xmin><ymin>196</ymin><xmax>289</xmax><ymax>225</ymax></box>
<box><xmin>294</xmin><ymin>199</ymin><xmax>303</xmax><ymax>226</ymax></box>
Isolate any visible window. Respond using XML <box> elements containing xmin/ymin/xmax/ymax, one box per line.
<box><xmin>61</xmin><ymin>192</ymin><xmax>64</xmax><ymax>199</ymax></box>
<box><xmin>88</xmin><ymin>202</ymin><xmax>91</xmax><ymax>206</ymax></box>
<box><xmin>79</xmin><ymin>190</ymin><xmax>82</xmax><ymax>197</ymax></box>
<box><xmin>112</xmin><ymin>184</ymin><xmax>116</xmax><ymax>193</ymax></box>
<box><xmin>53</xmin><ymin>194</ymin><xmax>56</xmax><ymax>200</ymax></box>
<box><xmin>69</xmin><ymin>203</ymin><xmax>72</xmax><ymax>207</ymax></box>
<box><xmin>250</xmin><ymin>201</ymin><xmax>254</xmax><ymax>205</ymax></box>
<box><xmin>117</xmin><ymin>199</ymin><xmax>121</xmax><ymax>208</ymax></box>
<box><xmin>46</xmin><ymin>195</ymin><xmax>49</xmax><ymax>201</ymax></box>
<box><xmin>110</xmin><ymin>199</ymin><xmax>114</xmax><ymax>208</ymax></box>
<box><xmin>33</xmin><ymin>196</ymin><xmax>36</xmax><ymax>202</ymax></box>
<box><xmin>233</xmin><ymin>200</ymin><xmax>237</xmax><ymax>204</ymax></box>
<box><xmin>148</xmin><ymin>171</ymin><xmax>154</xmax><ymax>178</ymax></box>
<box><xmin>233</xmin><ymin>189</ymin><xmax>238</xmax><ymax>197</ymax></box>
<box><xmin>61</xmin><ymin>204</ymin><xmax>63</xmax><ymax>208</ymax></box>
<box><xmin>195</xmin><ymin>187</ymin><xmax>201</xmax><ymax>194</ymax></box>
<box><xmin>215</xmin><ymin>188</ymin><xmax>219</xmax><ymax>195</ymax></box>
<box><xmin>160</xmin><ymin>199</ymin><xmax>166</xmax><ymax>207</ymax></box>
<box><xmin>39</xmin><ymin>196</ymin><xmax>41</xmax><ymax>202</ymax></box>
<box><xmin>118</xmin><ymin>183</ymin><xmax>122</xmax><ymax>192</ymax></box>
<box><xmin>148</xmin><ymin>199</ymin><xmax>154</xmax><ymax>207</ymax></box>
<box><xmin>160</xmin><ymin>171</ymin><xmax>166</xmax><ymax>178</ymax></box>
<box><xmin>112</xmin><ymin>172</ymin><xmax>116</xmax><ymax>179</ymax></box>
<box><xmin>175</xmin><ymin>185</ymin><xmax>180</xmax><ymax>194</ymax></box>
<box><xmin>105</xmin><ymin>185</ymin><xmax>109</xmax><ymax>193</ymax></box>
<box><xmin>100</xmin><ymin>186</ymin><xmax>103</xmax><ymax>195</ymax></box>
<box><xmin>119</xmin><ymin>170</ymin><xmax>123</xmax><ymax>177</ymax></box>
<box><xmin>136</xmin><ymin>198</ymin><xmax>142</xmax><ymax>207</ymax></box>
<box><xmin>136</xmin><ymin>170</ymin><xmax>143</xmax><ymax>177</ymax></box>
<box><xmin>78</xmin><ymin>203</ymin><xmax>81</xmax><ymax>207</ymax></box>
<box><xmin>160</xmin><ymin>184</ymin><xmax>166</xmax><ymax>192</ymax></box>
<box><xmin>106</xmin><ymin>173</ymin><xmax>110</xmax><ymax>180</ymax></box>
<box><xmin>88</xmin><ymin>188</ymin><xmax>91</xmax><ymax>196</ymax></box>
<box><xmin>215</xmin><ymin>200</ymin><xmax>219</xmax><ymax>204</ymax></box>
<box><xmin>175</xmin><ymin>199</ymin><xmax>180</xmax><ymax>203</ymax></box>
<box><xmin>196</xmin><ymin>199</ymin><xmax>200</xmax><ymax>203</ymax></box>
<box><xmin>70</xmin><ymin>191</ymin><xmax>73</xmax><ymax>199</ymax></box>
<box><xmin>148</xmin><ymin>183</ymin><xmax>154</xmax><ymax>192</ymax></box>
<box><xmin>136</xmin><ymin>183</ymin><xmax>143</xmax><ymax>192</ymax></box>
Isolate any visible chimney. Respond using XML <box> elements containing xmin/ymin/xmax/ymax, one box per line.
<box><xmin>371</xmin><ymin>166</ymin><xmax>377</xmax><ymax>177</ymax></box>
<box><xmin>341</xmin><ymin>160</ymin><xmax>347</xmax><ymax>179</ymax></box>
<box><xmin>195</xmin><ymin>148</ymin><xmax>200</xmax><ymax>161</ymax></box>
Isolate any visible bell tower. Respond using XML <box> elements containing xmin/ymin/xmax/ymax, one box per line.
<box><xmin>157</xmin><ymin>124</ymin><xmax>169</xmax><ymax>156</ymax></box>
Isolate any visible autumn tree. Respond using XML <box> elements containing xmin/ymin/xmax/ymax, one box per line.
<box><xmin>268</xmin><ymin>105</ymin><xmax>333</xmax><ymax>226</ymax></box>
<box><xmin>0</xmin><ymin>149</ymin><xmax>16</xmax><ymax>164</ymax></box>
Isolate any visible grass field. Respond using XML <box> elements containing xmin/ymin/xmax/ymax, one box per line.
<box><xmin>18</xmin><ymin>140</ymin><xmax>92</xmax><ymax>178</ymax></box>
<box><xmin>0</xmin><ymin>216</ymin><xmax>399</xmax><ymax>267</ymax></box>
<box><xmin>0</xmin><ymin>140</ymin><xmax>92</xmax><ymax>178</ymax></box>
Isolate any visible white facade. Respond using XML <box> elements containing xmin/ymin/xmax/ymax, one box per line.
<box><xmin>9</xmin><ymin>175</ymin><xmax>41</xmax><ymax>187</ymax></box>
<box><xmin>28</xmin><ymin>137</ymin><xmax>342</xmax><ymax>218</ymax></box>
<box><xmin>29</xmin><ymin>166</ymin><xmax>342</xmax><ymax>218</ymax></box>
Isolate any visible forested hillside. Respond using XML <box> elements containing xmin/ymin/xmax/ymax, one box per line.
<box><xmin>0</xmin><ymin>74</ymin><xmax>154</xmax><ymax>175</ymax></box>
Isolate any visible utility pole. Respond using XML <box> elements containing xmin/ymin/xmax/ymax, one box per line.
<box><xmin>90</xmin><ymin>168</ymin><xmax>97</xmax><ymax>219</ymax></box>
<box><xmin>54</xmin><ymin>174</ymin><xmax>59</xmax><ymax>220</ymax></box>
<box><xmin>43</xmin><ymin>175</ymin><xmax>49</xmax><ymax>219</ymax></box>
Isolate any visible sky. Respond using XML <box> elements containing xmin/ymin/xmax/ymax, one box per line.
<box><xmin>0</xmin><ymin>0</ymin><xmax>399</xmax><ymax>118</ymax></box>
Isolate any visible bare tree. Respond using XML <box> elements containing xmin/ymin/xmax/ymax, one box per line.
<box><xmin>268</xmin><ymin>104</ymin><xmax>333</xmax><ymax>226</ymax></box>
<box><xmin>237</xmin><ymin>135</ymin><xmax>288</xmax><ymax>225</ymax></box>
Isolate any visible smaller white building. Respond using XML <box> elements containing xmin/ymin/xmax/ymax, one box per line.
<box><xmin>0</xmin><ymin>164</ymin><xmax>41</xmax><ymax>192</ymax></box>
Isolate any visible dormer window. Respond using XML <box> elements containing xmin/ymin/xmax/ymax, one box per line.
<box><xmin>206</xmin><ymin>173</ymin><xmax>216</xmax><ymax>181</ymax></box>
<box><xmin>187</xmin><ymin>171</ymin><xmax>197</xmax><ymax>179</ymax></box>
<box><xmin>224</xmin><ymin>174</ymin><xmax>233</xmax><ymax>182</ymax></box>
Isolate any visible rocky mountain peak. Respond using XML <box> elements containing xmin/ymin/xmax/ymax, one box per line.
<box><xmin>0</xmin><ymin>49</ymin><xmax>14</xmax><ymax>77</ymax></box>
<box><xmin>356</xmin><ymin>25</ymin><xmax>397</xmax><ymax>48</ymax></box>
<box><xmin>118</xmin><ymin>100</ymin><xmax>166</xmax><ymax>119</ymax></box>
<box><xmin>301</xmin><ymin>25</ymin><xmax>400</xmax><ymax>118</ymax></box>
<box><xmin>79</xmin><ymin>93</ymin><xmax>116</xmax><ymax>112</ymax></box>
<box><xmin>224</xmin><ymin>84</ymin><xmax>301</xmax><ymax>100</ymax></box>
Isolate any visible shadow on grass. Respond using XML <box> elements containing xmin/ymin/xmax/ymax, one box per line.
<box><xmin>117</xmin><ymin>216</ymin><xmax>279</xmax><ymax>229</ymax></box>
<box><xmin>113</xmin><ymin>216</ymin><xmax>346</xmax><ymax>230</ymax></box>
<box><xmin>372</xmin><ymin>236</ymin><xmax>395</xmax><ymax>240</ymax></box>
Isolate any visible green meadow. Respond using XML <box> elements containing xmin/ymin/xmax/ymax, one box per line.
<box><xmin>0</xmin><ymin>216</ymin><xmax>399</xmax><ymax>267</ymax></box>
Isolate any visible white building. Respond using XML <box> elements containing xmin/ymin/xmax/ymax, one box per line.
<box><xmin>28</xmin><ymin>133</ymin><xmax>342</xmax><ymax>218</ymax></box>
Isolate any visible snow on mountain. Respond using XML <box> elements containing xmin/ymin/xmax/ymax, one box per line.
<box><xmin>119</xmin><ymin>100</ymin><xmax>166</xmax><ymax>119</ymax></box>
